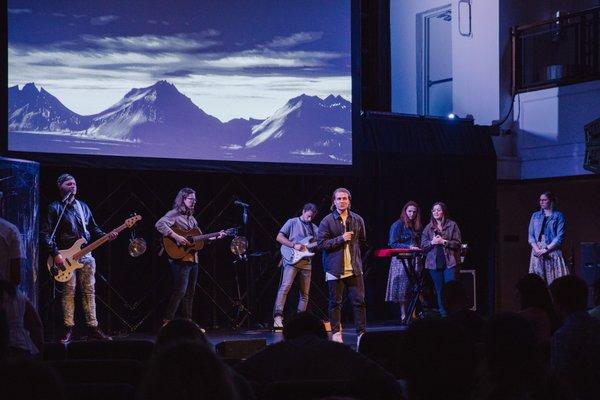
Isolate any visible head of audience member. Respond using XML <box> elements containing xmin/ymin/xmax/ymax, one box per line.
<box><xmin>549</xmin><ymin>275</ymin><xmax>588</xmax><ymax>320</ymax></box>
<box><xmin>403</xmin><ymin>318</ymin><xmax>475</xmax><ymax>400</ymax></box>
<box><xmin>484</xmin><ymin>312</ymin><xmax>539</xmax><ymax>383</ymax></box>
<box><xmin>283</xmin><ymin>312</ymin><xmax>327</xmax><ymax>341</ymax></box>
<box><xmin>139</xmin><ymin>340</ymin><xmax>238</xmax><ymax>400</ymax></box>
<box><xmin>516</xmin><ymin>273</ymin><xmax>553</xmax><ymax>311</ymax></box>
<box><xmin>441</xmin><ymin>280</ymin><xmax>469</xmax><ymax>315</ymax></box>
<box><xmin>155</xmin><ymin>318</ymin><xmax>209</xmax><ymax>353</ymax></box>
<box><xmin>0</xmin><ymin>359</ymin><xmax>66</xmax><ymax>400</ymax></box>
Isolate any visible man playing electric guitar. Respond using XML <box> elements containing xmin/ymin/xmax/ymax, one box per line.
<box><xmin>273</xmin><ymin>203</ymin><xmax>319</xmax><ymax>330</ymax></box>
<box><xmin>41</xmin><ymin>173</ymin><xmax>118</xmax><ymax>342</ymax></box>
<box><xmin>155</xmin><ymin>188</ymin><xmax>226</xmax><ymax>327</ymax></box>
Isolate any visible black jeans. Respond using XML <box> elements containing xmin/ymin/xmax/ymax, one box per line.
<box><xmin>164</xmin><ymin>260</ymin><xmax>198</xmax><ymax>321</ymax></box>
<box><xmin>327</xmin><ymin>274</ymin><xmax>366</xmax><ymax>335</ymax></box>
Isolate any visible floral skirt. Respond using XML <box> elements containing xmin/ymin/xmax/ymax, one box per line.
<box><xmin>529</xmin><ymin>241</ymin><xmax>569</xmax><ymax>285</ymax></box>
<box><xmin>385</xmin><ymin>256</ymin><xmax>410</xmax><ymax>303</ymax></box>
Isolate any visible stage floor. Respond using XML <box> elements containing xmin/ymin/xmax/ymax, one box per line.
<box><xmin>106</xmin><ymin>320</ymin><xmax>407</xmax><ymax>351</ymax></box>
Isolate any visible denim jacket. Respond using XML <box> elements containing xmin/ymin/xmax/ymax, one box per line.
<box><xmin>317</xmin><ymin>209</ymin><xmax>366</xmax><ymax>278</ymax></box>
<box><xmin>388</xmin><ymin>220</ymin><xmax>420</xmax><ymax>249</ymax></box>
<box><xmin>528</xmin><ymin>210</ymin><xmax>565</xmax><ymax>250</ymax></box>
<box><xmin>420</xmin><ymin>219</ymin><xmax>461</xmax><ymax>269</ymax></box>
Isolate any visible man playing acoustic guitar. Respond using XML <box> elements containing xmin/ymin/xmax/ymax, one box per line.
<box><xmin>156</xmin><ymin>188</ymin><xmax>226</xmax><ymax>327</ymax></box>
<box><xmin>41</xmin><ymin>173</ymin><xmax>118</xmax><ymax>342</ymax></box>
<box><xmin>272</xmin><ymin>203</ymin><xmax>319</xmax><ymax>330</ymax></box>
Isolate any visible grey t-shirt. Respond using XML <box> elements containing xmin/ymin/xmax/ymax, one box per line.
<box><xmin>279</xmin><ymin>217</ymin><xmax>318</xmax><ymax>270</ymax></box>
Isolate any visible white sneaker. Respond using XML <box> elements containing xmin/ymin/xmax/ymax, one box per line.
<box><xmin>273</xmin><ymin>316</ymin><xmax>283</xmax><ymax>330</ymax></box>
<box><xmin>331</xmin><ymin>331</ymin><xmax>343</xmax><ymax>343</ymax></box>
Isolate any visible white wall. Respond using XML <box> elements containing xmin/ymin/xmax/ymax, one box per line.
<box><xmin>390</xmin><ymin>0</ymin><xmax>450</xmax><ymax>115</ymax></box>
<box><xmin>391</xmin><ymin>0</ymin><xmax>500</xmax><ymax>123</ymax></box>
<box><xmin>515</xmin><ymin>80</ymin><xmax>600</xmax><ymax>179</ymax></box>
<box><xmin>451</xmin><ymin>0</ymin><xmax>500</xmax><ymax>124</ymax></box>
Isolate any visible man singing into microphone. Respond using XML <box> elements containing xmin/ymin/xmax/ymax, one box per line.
<box><xmin>318</xmin><ymin>188</ymin><xmax>367</xmax><ymax>344</ymax></box>
<box><xmin>41</xmin><ymin>173</ymin><xmax>118</xmax><ymax>342</ymax></box>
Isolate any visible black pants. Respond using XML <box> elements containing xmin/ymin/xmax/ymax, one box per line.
<box><xmin>327</xmin><ymin>274</ymin><xmax>366</xmax><ymax>335</ymax></box>
<box><xmin>165</xmin><ymin>260</ymin><xmax>198</xmax><ymax>321</ymax></box>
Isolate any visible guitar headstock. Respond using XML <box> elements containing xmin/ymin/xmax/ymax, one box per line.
<box><xmin>125</xmin><ymin>214</ymin><xmax>143</xmax><ymax>228</ymax></box>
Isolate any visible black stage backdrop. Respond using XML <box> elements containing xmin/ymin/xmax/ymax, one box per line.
<box><xmin>36</xmin><ymin>113</ymin><xmax>496</xmax><ymax>337</ymax></box>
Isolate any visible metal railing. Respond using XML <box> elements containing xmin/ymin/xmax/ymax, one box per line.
<box><xmin>512</xmin><ymin>6</ymin><xmax>600</xmax><ymax>94</ymax></box>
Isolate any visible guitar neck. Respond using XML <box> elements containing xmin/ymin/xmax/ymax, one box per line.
<box><xmin>191</xmin><ymin>232</ymin><xmax>221</xmax><ymax>242</ymax></box>
<box><xmin>72</xmin><ymin>223</ymin><xmax>128</xmax><ymax>259</ymax></box>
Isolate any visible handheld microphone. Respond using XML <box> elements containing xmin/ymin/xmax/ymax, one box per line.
<box><xmin>345</xmin><ymin>218</ymin><xmax>353</xmax><ymax>233</ymax></box>
<box><xmin>234</xmin><ymin>200</ymin><xmax>250</xmax><ymax>208</ymax></box>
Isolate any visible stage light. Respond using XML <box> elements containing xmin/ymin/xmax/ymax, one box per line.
<box><xmin>448</xmin><ymin>113</ymin><xmax>456</xmax><ymax>119</ymax></box>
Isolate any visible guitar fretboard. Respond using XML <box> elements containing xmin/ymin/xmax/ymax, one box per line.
<box><xmin>72</xmin><ymin>222</ymin><xmax>129</xmax><ymax>259</ymax></box>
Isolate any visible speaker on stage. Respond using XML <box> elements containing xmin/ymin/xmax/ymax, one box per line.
<box><xmin>215</xmin><ymin>339</ymin><xmax>266</xmax><ymax>360</ymax></box>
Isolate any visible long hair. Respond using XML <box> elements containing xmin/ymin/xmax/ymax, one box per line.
<box><xmin>173</xmin><ymin>188</ymin><xmax>196</xmax><ymax>215</ymax></box>
<box><xmin>430</xmin><ymin>201</ymin><xmax>449</xmax><ymax>228</ymax></box>
<box><xmin>400</xmin><ymin>200</ymin><xmax>422</xmax><ymax>232</ymax></box>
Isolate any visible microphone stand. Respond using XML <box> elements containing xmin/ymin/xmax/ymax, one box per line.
<box><xmin>232</xmin><ymin>202</ymin><xmax>251</xmax><ymax>329</ymax></box>
<box><xmin>45</xmin><ymin>192</ymin><xmax>73</xmax><ymax>339</ymax></box>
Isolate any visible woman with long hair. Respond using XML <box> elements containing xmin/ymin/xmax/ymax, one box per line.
<box><xmin>385</xmin><ymin>201</ymin><xmax>422</xmax><ymax>322</ymax></box>
<box><xmin>420</xmin><ymin>202</ymin><xmax>462</xmax><ymax>317</ymax></box>
<box><xmin>528</xmin><ymin>191</ymin><xmax>568</xmax><ymax>284</ymax></box>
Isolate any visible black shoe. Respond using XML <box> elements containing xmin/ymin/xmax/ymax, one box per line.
<box><xmin>87</xmin><ymin>327</ymin><xmax>112</xmax><ymax>341</ymax></box>
<box><xmin>60</xmin><ymin>326</ymin><xmax>74</xmax><ymax>343</ymax></box>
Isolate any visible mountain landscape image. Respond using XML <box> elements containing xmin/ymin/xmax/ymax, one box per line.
<box><xmin>8</xmin><ymin>0</ymin><xmax>351</xmax><ymax>164</ymax></box>
<box><xmin>8</xmin><ymin>81</ymin><xmax>352</xmax><ymax>164</ymax></box>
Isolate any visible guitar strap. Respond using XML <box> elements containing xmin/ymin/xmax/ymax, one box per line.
<box><xmin>299</xmin><ymin>217</ymin><xmax>315</xmax><ymax>242</ymax></box>
<box><xmin>74</xmin><ymin>200</ymin><xmax>89</xmax><ymax>237</ymax></box>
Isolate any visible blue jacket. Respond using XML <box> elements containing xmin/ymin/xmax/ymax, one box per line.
<box><xmin>388</xmin><ymin>220</ymin><xmax>420</xmax><ymax>249</ymax></box>
<box><xmin>317</xmin><ymin>209</ymin><xmax>366</xmax><ymax>278</ymax></box>
<box><xmin>528</xmin><ymin>210</ymin><xmax>565</xmax><ymax>250</ymax></box>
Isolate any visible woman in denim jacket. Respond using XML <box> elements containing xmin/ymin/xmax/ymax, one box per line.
<box><xmin>528</xmin><ymin>191</ymin><xmax>568</xmax><ymax>284</ymax></box>
<box><xmin>385</xmin><ymin>201</ymin><xmax>422</xmax><ymax>322</ymax></box>
<box><xmin>421</xmin><ymin>202</ymin><xmax>462</xmax><ymax>317</ymax></box>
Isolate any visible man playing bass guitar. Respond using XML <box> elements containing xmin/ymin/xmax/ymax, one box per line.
<box><xmin>41</xmin><ymin>173</ymin><xmax>118</xmax><ymax>342</ymax></box>
<box><xmin>156</xmin><ymin>188</ymin><xmax>226</xmax><ymax>327</ymax></box>
<box><xmin>273</xmin><ymin>203</ymin><xmax>319</xmax><ymax>330</ymax></box>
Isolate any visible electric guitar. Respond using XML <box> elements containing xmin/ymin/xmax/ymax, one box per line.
<box><xmin>162</xmin><ymin>226</ymin><xmax>237</xmax><ymax>260</ymax></box>
<box><xmin>280</xmin><ymin>236</ymin><xmax>318</xmax><ymax>265</ymax></box>
<box><xmin>47</xmin><ymin>215</ymin><xmax>142</xmax><ymax>283</ymax></box>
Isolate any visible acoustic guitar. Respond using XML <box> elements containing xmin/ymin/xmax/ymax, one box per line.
<box><xmin>163</xmin><ymin>226</ymin><xmax>236</xmax><ymax>260</ymax></box>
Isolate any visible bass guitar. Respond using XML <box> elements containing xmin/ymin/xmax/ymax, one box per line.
<box><xmin>280</xmin><ymin>236</ymin><xmax>318</xmax><ymax>265</ymax></box>
<box><xmin>163</xmin><ymin>226</ymin><xmax>237</xmax><ymax>260</ymax></box>
<box><xmin>47</xmin><ymin>215</ymin><xmax>142</xmax><ymax>283</ymax></box>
